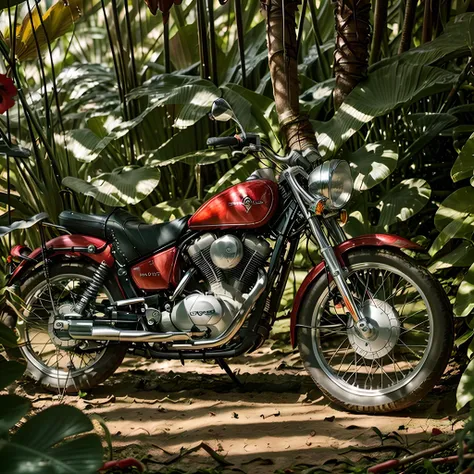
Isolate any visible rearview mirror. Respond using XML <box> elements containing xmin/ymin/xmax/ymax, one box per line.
<box><xmin>210</xmin><ymin>98</ymin><xmax>235</xmax><ymax>122</ymax></box>
<box><xmin>209</xmin><ymin>98</ymin><xmax>247</xmax><ymax>138</ymax></box>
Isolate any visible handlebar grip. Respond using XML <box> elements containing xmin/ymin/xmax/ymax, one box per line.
<box><xmin>207</xmin><ymin>136</ymin><xmax>240</xmax><ymax>147</ymax></box>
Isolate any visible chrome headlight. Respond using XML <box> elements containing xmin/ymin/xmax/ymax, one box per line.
<box><xmin>308</xmin><ymin>159</ymin><xmax>353</xmax><ymax>210</ymax></box>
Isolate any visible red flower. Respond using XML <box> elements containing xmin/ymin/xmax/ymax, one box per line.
<box><xmin>144</xmin><ymin>0</ymin><xmax>182</xmax><ymax>20</ymax></box>
<box><xmin>0</xmin><ymin>74</ymin><xmax>17</xmax><ymax>114</ymax></box>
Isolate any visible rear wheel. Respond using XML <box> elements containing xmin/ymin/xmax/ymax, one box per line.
<box><xmin>2</xmin><ymin>262</ymin><xmax>129</xmax><ymax>393</ymax></box>
<box><xmin>297</xmin><ymin>248</ymin><xmax>453</xmax><ymax>413</ymax></box>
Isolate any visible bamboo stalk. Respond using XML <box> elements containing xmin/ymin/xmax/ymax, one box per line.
<box><xmin>421</xmin><ymin>0</ymin><xmax>433</xmax><ymax>44</ymax></box>
<box><xmin>370</xmin><ymin>0</ymin><xmax>388</xmax><ymax>64</ymax></box>
<box><xmin>196</xmin><ymin>0</ymin><xmax>211</xmax><ymax>80</ymax></box>
<box><xmin>164</xmin><ymin>22</ymin><xmax>171</xmax><ymax>73</ymax></box>
<box><xmin>234</xmin><ymin>0</ymin><xmax>246</xmax><ymax>87</ymax></box>
<box><xmin>296</xmin><ymin>0</ymin><xmax>307</xmax><ymax>59</ymax></box>
<box><xmin>207</xmin><ymin>0</ymin><xmax>219</xmax><ymax>85</ymax></box>
<box><xmin>398</xmin><ymin>0</ymin><xmax>417</xmax><ymax>53</ymax></box>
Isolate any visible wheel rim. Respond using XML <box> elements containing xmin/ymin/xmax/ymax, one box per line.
<box><xmin>310</xmin><ymin>261</ymin><xmax>434</xmax><ymax>397</ymax></box>
<box><xmin>18</xmin><ymin>273</ymin><xmax>112</xmax><ymax>384</ymax></box>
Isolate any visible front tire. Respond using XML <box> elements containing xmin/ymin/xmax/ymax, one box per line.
<box><xmin>2</xmin><ymin>262</ymin><xmax>129</xmax><ymax>393</ymax></box>
<box><xmin>297</xmin><ymin>248</ymin><xmax>453</xmax><ymax>413</ymax></box>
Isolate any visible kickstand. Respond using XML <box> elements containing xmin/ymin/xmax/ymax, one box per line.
<box><xmin>216</xmin><ymin>359</ymin><xmax>243</xmax><ymax>388</ymax></box>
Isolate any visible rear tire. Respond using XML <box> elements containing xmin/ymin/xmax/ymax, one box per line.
<box><xmin>297</xmin><ymin>248</ymin><xmax>453</xmax><ymax>413</ymax></box>
<box><xmin>2</xmin><ymin>262</ymin><xmax>129</xmax><ymax>393</ymax></box>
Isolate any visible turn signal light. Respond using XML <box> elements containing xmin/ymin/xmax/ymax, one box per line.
<box><xmin>339</xmin><ymin>209</ymin><xmax>348</xmax><ymax>225</ymax></box>
<box><xmin>310</xmin><ymin>200</ymin><xmax>326</xmax><ymax>215</ymax></box>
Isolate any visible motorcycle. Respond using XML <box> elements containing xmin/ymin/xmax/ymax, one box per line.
<box><xmin>1</xmin><ymin>98</ymin><xmax>453</xmax><ymax>413</ymax></box>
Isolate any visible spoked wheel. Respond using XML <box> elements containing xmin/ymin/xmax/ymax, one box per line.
<box><xmin>3</xmin><ymin>262</ymin><xmax>128</xmax><ymax>394</ymax></box>
<box><xmin>297</xmin><ymin>248</ymin><xmax>453</xmax><ymax>413</ymax></box>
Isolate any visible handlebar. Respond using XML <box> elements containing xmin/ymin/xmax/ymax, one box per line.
<box><xmin>206</xmin><ymin>136</ymin><xmax>241</xmax><ymax>147</ymax></box>
<box><xmin>206</xmin><ymin>133</ymin><xmax>321</xmax><ymax>170</ymax></box>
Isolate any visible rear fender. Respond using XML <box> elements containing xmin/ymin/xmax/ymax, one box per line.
<box><xmin>8</xmin><ymin>234</ymin><xmax>114</xmax><ymax>285</ymax></box>
<box><xmin>289</xmin><ymin>234</ymin><xmax>423</xmax><ymax>347</ymax></box>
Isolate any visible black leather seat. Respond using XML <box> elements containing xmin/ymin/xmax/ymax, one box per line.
<box><xmin>59</xmin><ymin>211</ymin><xmax>108</xmax><ymax>239</ymax></box>
<box><xmin>59</xmin><ymin>209</ymin><xmax>189</xmax><ymax>263</ymax></box>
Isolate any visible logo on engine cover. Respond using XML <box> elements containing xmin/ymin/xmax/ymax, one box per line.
<box><xmin>190</xmin><ymin>309</ymin><xmax>217</xmax><ymax>317</ymax></box>
<box><xmin>228</xmin><ymin>196</ymin><xmax>263</xmax><ymax>213</ymax></box>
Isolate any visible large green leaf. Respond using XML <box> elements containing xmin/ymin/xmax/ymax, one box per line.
<box><xmin>143</xmin><ymin>198</ymin><xmax>201</xmax><ymax>224</ymax></box>
<box><xmin>0</xmin><ymin>395</ymin><xmax>30</xmax><ymax>436</ymax></box>
<box><xmin>455</xmin><ymin>262</ymin><xmax>474</xmax><ymax>317</ymax></box>
<box><xmin>434</xmin><ymin>187</ymin><xmax>474</xmax><ymax>232</ymax></box>
<box><xmin>223</xmin><ymin>84</ymin><xmax>281</xmax><ymax>150</ymax></box>
<box><xmin>127</xmin><ymin>75</ymin><xmax>219</xmax><ymax>130</ymax></box>
<box><xmin>0</xmin><ymin>357</ymin><xmax>25</xmax><ymax>391</ymax></box>
<box><xmin>429</xmin><ymin>214</ymin><xmax>474</xmax><ymax>257</ymax></box>
<box><xmin>0</xmin><ymin>405</ymin><xmax>103</xmax><ymax>474</ymax></box>
<box><xmin>349</xmin><ymin>141</ymin><xmax>398</xmax><ymax>192</ymax></box>
<box><xmin>371</xmin><ymin>13</ymin><xmax>474</xmax><ymax>72</ymax></box>
<box><xmin>144</xmin><ymin>127</ymin><xmax>203</xmax><ymax>167</ymax></box>
<box><xmin>0</xmin><ymin>321</ymin><xmax>18</xmax><ymax>348</ymax></box>
<box><xmin>148</xmin><ymin>149</ymin><xmax>230</xmax><ymax>168</ymax></box>
<box><xmin>16</xmin><ymin>0</ymin><xmax>84</xmax><ymax>61</ymax></box>
<box><xmin>457</xmin><ymin>358</ymin><xmax>474</xmax><ymax>409</ymax></box>
<box><xmin>63</xmin><ymin>166</ymin><xmax>161</xmax><ymax>207</ymax></box>
<box><xmin>452</xmin><ymin>133</ymin><xmax>474</xmax><ymax>182</ymax></box>
<box><xmin>377</xmin><ymin>179</ymin><xmax>431</xmax><ymax>229</ymax></box>
<box><xmin>429</xmin><ymin>241</ymin><xmax>474</xmax><ymax>272</ymax></box>
<box><xmin>403</xmin><ymin>113</ymin><xmax>458</xmax><ymax>161</ymax></box>
<box><xmin>315</xmin><ymin>63</ymin><xmax>457</xmax><ymax>157</ymax></box>
<box><xmin>300</xmin><ymin>78</ymin><xmax>335</xmax><ymax>117</ymax></box>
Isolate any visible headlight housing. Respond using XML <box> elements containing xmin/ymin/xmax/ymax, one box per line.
<box><xmin>308</xmin><ymin>159</ymin><xmax>353</xmax><ymax>210</ymax></box>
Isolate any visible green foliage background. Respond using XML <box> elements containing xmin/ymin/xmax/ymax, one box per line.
<box><xmin>1</xmin><ymin>0</ymin><xmax>474</xmax><ymax>407</ymax></box>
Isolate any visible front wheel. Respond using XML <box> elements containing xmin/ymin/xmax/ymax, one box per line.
<box><xmin>297</xmin><ymin>248</ymin><xmax>453</xmax><ymax>413</ymax></box>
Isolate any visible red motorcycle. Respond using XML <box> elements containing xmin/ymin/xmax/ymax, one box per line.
<box><xmin>2</xmin><ymin>99</ymin><xmax>453</xmax><ymax>413</ymax></box>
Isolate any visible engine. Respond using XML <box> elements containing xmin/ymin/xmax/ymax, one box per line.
<box><xmin>158</xmin><ymin>233</ymin><xmax>271</xmax><ymax>336</ymax></box>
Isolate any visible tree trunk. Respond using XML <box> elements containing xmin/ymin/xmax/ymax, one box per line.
<box><xmin>370</xmin><ymin>0</ymin><xmax>388</xmax><ymax>64</ymax></box>
<box><xmin>398</xmin><ymin>0</ymin><xmax>418</xmax><ymax>53</ymax></box>
<box><xmin>333</xmin><ymin>0</ymin><xmax>371</xmax><ymax>110</ymax></box>
<box><xmin>261</xmin><ymin>0</ymin><xmax>318</xmax><ymax>151</ymax></box>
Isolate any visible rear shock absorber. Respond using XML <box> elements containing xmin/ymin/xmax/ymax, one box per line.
<box><xmin>74</xmin><ymin>261</ymin><xmax>110</xmax><ymax>315</ymax></box>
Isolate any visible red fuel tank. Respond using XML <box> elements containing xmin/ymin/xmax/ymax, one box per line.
<box><xmin>131</xmin><ymin>247</ymin><xmax>180</xmax><ymax>291</ymax></box>
<box><xmin>189</xmin><ymin>179</ymin><xmax>279</xmax><ymax>230</ymax></box>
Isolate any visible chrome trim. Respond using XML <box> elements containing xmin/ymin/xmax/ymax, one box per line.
<box><xmin>282</xmin><ymin>166</ymin><xmax>365</xmax><ymax>326</ymax></box>
<box><xmin>67</xmin><ymin>269</ymin><xmax>266</xmax><ymax>346</ymax></box>
<box><xmin>70</xmin><ymin>327</ymin><xmax>204</xmax><ymax>342</ymax></box>
<box><xmin>170</xmin><ymin>268</ymin><xmax>267</xmax><ymax>350</ymax></box>
<box><xmin>170</xmin><ymin>268</ymin><xmax>197</xmax><ymax>302</ymax></box>
<box><xmin>114</xmin><ymin>297</ymin><xmax>145</xmax><ymax>307</ymax></box>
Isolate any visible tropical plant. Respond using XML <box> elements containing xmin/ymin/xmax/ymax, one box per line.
<box><xmin>0</xmin><ymin>0</ymin><xmax>474</xmax><ymax>411</ymax></box>
<box><xmin>0</xmin><ymin>323</ymin><xmax>104</xmax><ymax>474</ymax></box>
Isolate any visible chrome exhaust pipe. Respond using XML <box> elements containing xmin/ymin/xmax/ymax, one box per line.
<box><xmin>64</xmin><ymin>269</ymin><xmax>266</xmax><ymax>345</ymax></box>
<box><xmin>63</xmin><ymin>319</ymin><xmax>205</xmax><ymax>342</ymax></box>
<box><xmin>72</xmin><ymin>327</ymin><xmax>204</xmax><ymax>342</ymax></box>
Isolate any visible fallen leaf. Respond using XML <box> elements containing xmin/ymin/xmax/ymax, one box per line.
<box><xmin>431</xmin><ymin>428</ymin><xmax>442</xmax><ymax>436</ymax></box>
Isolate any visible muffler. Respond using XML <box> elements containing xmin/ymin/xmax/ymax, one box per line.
<box><xmin>54</xmin><ymin>319</ymin><xmax>204</xmax><ymax>342</ymax></box>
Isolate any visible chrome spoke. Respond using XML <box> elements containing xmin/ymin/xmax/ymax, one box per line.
<box><xmin>311</xmin><ymin>259</ymin><xmax>433</xmax><ymax>395</ymax></box>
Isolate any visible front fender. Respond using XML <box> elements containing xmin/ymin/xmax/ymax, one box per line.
<box><xmin>8</xmin><ymin>234</ymin><xmax>114</xmax><ymax>285</ymax></box>
<box><xmin>289</xmin><ymin>234</ymin><xmax>423</xmax><ymax>347</ymax></box>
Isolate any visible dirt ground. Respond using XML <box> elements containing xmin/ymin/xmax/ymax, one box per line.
<box><xmin>14</xmin><ymin>334</ymin><xmax>463</xmax><ymax>474</ymax></box>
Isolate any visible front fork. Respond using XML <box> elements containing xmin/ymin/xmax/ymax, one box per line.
<box><xmin>283</xmin><ymin>167</ymin><xmax>373</xmax><ymax>336</ymax></box>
